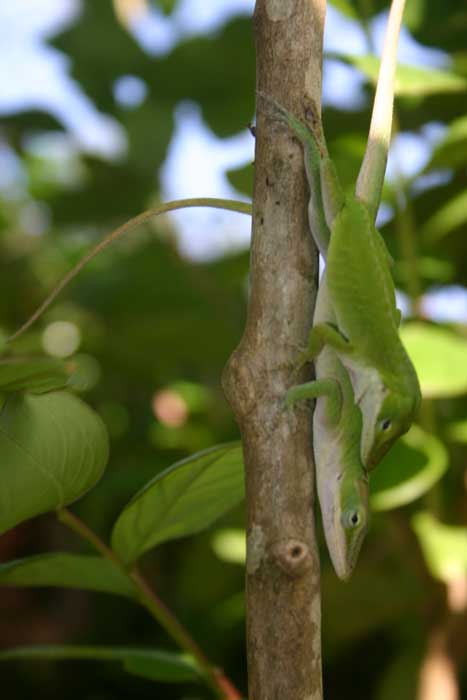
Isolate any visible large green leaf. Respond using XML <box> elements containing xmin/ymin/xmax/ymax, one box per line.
<box><xmin>412</xmin><ymin>511</ymin><xmax>467</xmax><ymax>582</ymax></box>
<box><xmin>403</xmin><ymin>1</ymin><xmax>467</xmax><ymax>53</ymax></box>
<box><xmin>328</xmin><ymin>0</ymin><xmax>358</xmax><ymax>18</ymax></box>
<box><xmin>0</xmin><ymin>554</ymin><xmax>134</xmax><ymax>599</ymax></box>
<box><xmin>150</xmin><ymin>0</ymin><xmax>178</xmax><ymax>15</ymax></box>
<box><xmin>0</xmin><ymin>392</ymin><xmax>109</xmax><ymax>535</ymax></box>
<box><xmin>421</xmin><ymin>190</ymin><xmax>467</xmax><ymax>244</ymax></box>
<box><xmin>400</xmin><ymin>323</ymin><xmax>467</xmax><ymax>398</ymax></box>
<box><xmin>0</xmin><ymin>357</ymin><xmax>69</xmax><ymax>394</ymax></box>
<box><xmin>111</xmin><ymin>442</ymin><xmax>244</xmax><ymax>564</ymax></box>
<box><xmin>370</xmin><ymin>425</ymin><xmax>448</xmax><ymax>511</ymax></box>
<box><xmin>336</xmin><ymin>54</ymin><xmax>467</xmax><ymax>96</ymax></box>
<box><xmin>428</xmin><ymin>115</ymin><xmax>467</xmax><ymax>170</ymax></box>
<box><xmin>227</xmin><ymin>163</ymin><xmax>254</xmax><ymax>198</ymax></box>
<box><xmin>0</xmin><ymin>646</ymin><xmax>198</xmax><ymax>683</ymax></box>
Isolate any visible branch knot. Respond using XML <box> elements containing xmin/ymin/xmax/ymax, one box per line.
<box><xmin>272</xmin><ymin>538</ymin><xmax>313</xmax><ymax>577</ymax></box>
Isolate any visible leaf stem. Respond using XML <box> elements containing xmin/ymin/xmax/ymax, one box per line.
<box><xmin>7</xmin><ymin>198</ymin><xmax>252</xmax><ymax>344</ymax></box>
<box><xmin>57</xmin><ymin>507</ymin><xmax>241</xmax><ymax>699</ymax></box>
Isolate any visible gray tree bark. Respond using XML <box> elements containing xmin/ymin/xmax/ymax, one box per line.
<box><xmin>223</xmin><ymin>1</ymin><xmax>326</xmax><ymax>698</ymax></box>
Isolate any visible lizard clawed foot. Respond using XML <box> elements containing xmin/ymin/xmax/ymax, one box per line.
<box><xmin>256</xmin><ymin>91</ymin><xmax>290</xmax><ymax>129</ymax></box>
<box><xmin>288</xmin><ymin>346</ymin><xmax>313</xmax><ymax>385</ymax></box>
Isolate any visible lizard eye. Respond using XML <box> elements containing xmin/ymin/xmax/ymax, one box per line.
<box><xmin>381</xmin><ymin>418</ymin><xmax>392</xmax><ymax>431</ymax></box>
<box><xmin>342</xmin><ymin>510</ymin><xmax>361</xmax><ymax>529</ymax></box>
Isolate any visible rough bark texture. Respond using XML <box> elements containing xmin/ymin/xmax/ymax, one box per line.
<box><xmin>222</xmin><ymin>1</ymin><xmax>326</xmax><ymax>699</ymax></box>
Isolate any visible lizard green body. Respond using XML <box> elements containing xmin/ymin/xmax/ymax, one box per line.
<box><xmin>281</xmin><ymin>0</ymin><xmax>415</xmax><ymax>576</ymax></box>
<box><xmin>281</xmin><ymin>105</ymin><xmax>369</xmax><ymax>578</ymax></box>
<box><xmin>267</xmin><ymin>0</ymin><xmax>419</xmax><ymax>471</ymax></box>
<box><xmin>313</xmin><ymin>195</ymin><xmax>420</xmax><ymax>468</ymax></box>
<box><xmin>288</xmin><ymin>277</ymin><xmax>369</xmax><ymax>579</ymax></box>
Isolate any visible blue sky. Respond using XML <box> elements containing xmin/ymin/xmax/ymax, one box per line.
<box><xmin>0</xmin><ymin>0</ymin><xmax>465</xmax><ymax>321</ymax></box>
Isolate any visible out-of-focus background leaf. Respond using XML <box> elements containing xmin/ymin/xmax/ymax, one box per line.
<box><xmin>0</xmin><ymin>392</ymin><xmax>109</xmax><ymax>535</ymax></box>
<box><xmin>0</xmin><ymin>0</ymin><xmax>466</xmax><ymax>698</ymax></box>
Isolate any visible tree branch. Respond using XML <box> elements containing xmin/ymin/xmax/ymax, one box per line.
<box><xmin>223</xmin><ymin>1</ymin><xmax>325</xmax><ymax>698</ymax></box>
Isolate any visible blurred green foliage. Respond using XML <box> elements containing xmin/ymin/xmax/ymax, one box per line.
<box><xmin>0</xmin><ymin>0</ymin><xmax>466</xmax><ymax>698</ymax></box>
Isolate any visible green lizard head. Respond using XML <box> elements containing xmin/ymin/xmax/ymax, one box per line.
<box><xmin>362</xmin><ymin>385</ymin><xmax>421</xmax><ymax>469</ymax></box>
<box><xmin>321</xmin><ymin>468</ymin><xmax>369</xmax><ymax>581</ymax></box>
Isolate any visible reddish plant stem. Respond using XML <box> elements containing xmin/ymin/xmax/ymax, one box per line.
<box><xmin>57</xmin><ymin>507</ymin><xmax>241</xmax><ymax>699</ymax></box>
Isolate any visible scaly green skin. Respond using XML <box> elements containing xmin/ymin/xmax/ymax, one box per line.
<box><xmin>287</xmin><ymin>279</ymin><xmax>369</xmax><ymax>580</ymax></box>
<box><xmin>312</xmin><ymin>195</ymin><xmax>420</xmax><ymax>468</ymax></box>
<box><xmin>274</xmin><ymin>0</ymin><xmax>414</xmax><ymax>576</ymax></box>
<box><xmin>313</xmin><ymin>357</ymin><xmax>369</xmax><ymax>581</ymax></box>
<box><xmin>323</xmin><ymin>0</ymin><xmax>420</xmax><ymax>468</ymax></box>
<box><xmin>264</xmin><ymin>107</ymin><xmax>419</xmax><ymax>471</ymax></box>
<box><xmin>279</xmin><ymin>101</ymin><xmax>369</xmax><ymax>579</ymax></box>
<box><xmin>293</xmin><ymin>121</ymin><xmax>420</xmax><ymax>468</ymax></box>
<box><xmin>267</xmin><ymin>0</ymin><xmax>417</xmax><ymax>470</ymax></box>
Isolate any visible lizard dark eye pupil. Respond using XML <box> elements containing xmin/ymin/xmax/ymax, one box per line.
<box><xmin>351</xmin><ymin>513</ymin><xmax>359</xmax><ymax>525</ymax></box>
<box><xmin>381</xmin><ymin>419</ymin><xmax>391</xmax><ymax>431</ymax></box>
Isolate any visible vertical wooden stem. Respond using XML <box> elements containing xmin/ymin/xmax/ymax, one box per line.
<box><xmin>223</xmin><ymin>1</ymin><xmax>325</xmax><ymax>698</ymax></box>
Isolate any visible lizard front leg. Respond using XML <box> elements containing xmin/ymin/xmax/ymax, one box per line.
<box><xmin>299</xmin><ymin>323</ymin><xmax>353</xmax><ymax>366</ymax></box>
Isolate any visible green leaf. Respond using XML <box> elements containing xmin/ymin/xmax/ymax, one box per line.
<box><xmin>328</xmin><ymin>0</ymin><xmax>358</xmax><ymax>19</ymax></box>
<box><xmin>227</xmin><ymin>163</ymin><xmax>253</xmax><ymax>198</ymax></box>
<box><xmin>111</xmin><ymin>442</ymin><xmax>244</xmax><ymax>564</ymax></box>
<box><xmin>370</xmin><ymin>425</ymin><xmax>448</xmax><ymax>511</ymax></box>
<box><xmin>0</xmin><ymin>645</ymin><xmax>199</xmax><ymax>683</ymax></box>
<box><xmin>412</xmin><ymin>511</ymin><xmax>467</xmax><ymax>582</ymax></box>
<box><xmin>336</xmin><ymin>54</ymin><xmax>467</xmax><ymax>96</ymax></box>
<box><xmin>0</xmin><ymin>554</ymin><xmax>135</xmax><ymax>599</ymax></box>
<box><xmin>150</xmin><ymin>0</ymin><xmax>178</xmax><ymax>15</ymax></box>
<box><xmin>400</xmin><ymin>323</ymin><xmax>467</xmax><ymax>398</ymax></box>
<box><xmin>0</xmin><ymin>391</ymin><xmax>109</xmax><ymax>535</ymax></box>
<box><xmin>0</xmin><ymin>357</ymin><xmax>69</xmax><ymax>394</ymax></box>
<box><xmin>124</xmin><ymin>655</ymin><xmax>197</xmax><ymax>682</ymax></box>
<box><xmin>428</xmin><ymin>115</ymin><xmax>467</xmax><ymax>170</ymax></box>
<box><xmin>421</xmin><ymin>190</ymin><xmax>467</xmax><ymax>243</ymax></box>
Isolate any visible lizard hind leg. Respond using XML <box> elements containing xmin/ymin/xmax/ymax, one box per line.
<box><xmin>256</xmin><ymin>92</ymin><xmax>316</xmax><ymax>148</ymax></box>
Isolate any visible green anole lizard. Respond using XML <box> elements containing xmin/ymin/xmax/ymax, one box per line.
<box><xmin>277</xmin><ymin>92</ymin><xmax>369</xmax><ymax>577</ymax></box>
<box><xmin>280</xmin><ymin>104</ymin><xmax>370</xmax><ymax>577</ymax></box>
<box><xmin>266</xmin><ymin>0</ymin><xmax>419</xmax><ymax>472</ymax></box>
<box><xmin>310</xmin><ymin>0</ymin><xmax>420</xmax><ymax>470</ymax></box>
<box><xmin>269</xmin><ymin>0</ymin><xmax>415</xmax><ymax>575</ymax></box>
<box><xmin>287</xmin><ymin>280</ymin><xmax>369</xmax><ymax>580</ymax></box>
